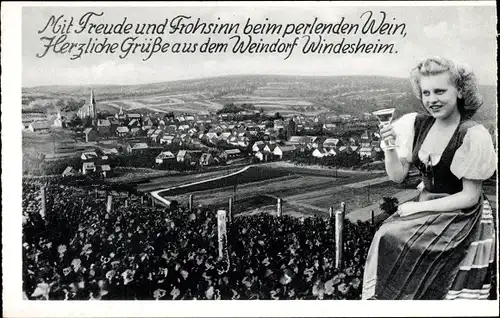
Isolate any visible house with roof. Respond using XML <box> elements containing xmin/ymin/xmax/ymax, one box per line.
<box><xmin>338</xmin><ymin>146</ymin><xmax>354</xmax><ymax>154</ymax></box>
<box><xmin>28</xmin><ymin>121</ymin><xmax>50</xmax><ymax>133</ymax></box>
<box><xmin>254</xmin><ymin>151</ymin><xmax>266</xmax><ymax>162</ymax></box>
<box><xmin>177</xmin><ymin>150</ymin><xmax>191</xmax><ymax>163</ymax></box>
<box><xmin>327</xmin><ymin>148</ymin><xmax>337</xmax><ymax>156</ymax></box>
<box><xmin>147</xmin><ymin>128</ymin><xmax>156</xmax><ymax>137</ymax></box>
<box><xmin>97</xmin><ymin>165</ymin><xmax>111</xmax><ymax>178</ymax></box>
<box><xmin>160</xmin><ymin>135</ymin><xmax>175</xmax><ymax>145</ymax></box>
<box><xmin>274</xmin><ymin>119</ymin><xmax>285</xmax><ymax>130</ymax></box>
<box><xmin>128</xmin><ymin>118</ymin><xmax>141</xmax><ymax>129</ymax></box>
<box><xmin>97</xmin><ymin>119</ymin><xmax>111</xmax><ymax>135</ymax></box>
<box><xmin>263</xmin><ymin>143</ymin><xmax>277</xmax><ymax>153</ymax></box>
<box><xmin>131</xmin><ymin>127</ymin><xmax>142</xmax><ymax>137</ymax></box>
<box><xmin>62</xmin><ymin>166</ymin><xmax>78</xmax><ymax>177</ymax></box>
<box><xmin>273</xmin><ymin>145</ymin><xmax>296</xmax><ymax>160</ymax></box>
<box><xmin>127</xmin><ymin>113</ymin><xmax>142</xmax><ymax>122</ymax></box>
<box><xmin>108</xmin><ymin>118</ymin><xmax>119</xmax><ymax>132</ymax></box>
<box><xmin>219</xmin><ymin>132</ymin><xmax>231</xmax><ymax>141</ymax></box>
<box><xmin>84</xmin><ymin>128</ymin><xmax>97</xmax><ymax>142</ymax></box>
<box><xmin>359</xmin><ymin>146</ymin><xmax>377</xmax><ymax>159</ymax></box>
<box><xmin>252</xmin><ymin>141</ymin><xmax>266</xmax><ymax>152</ymax></box>
<box><xmin>102</xmin><ymin>148</ymin><xmax>119</xmax><ymax>156</ymax></box>
<box><xmin>52</xmin><ymin>113</ymin><xmax>64</xmax><ymax>128</ymax></box>
<box><xmin>308</xmin><ymin>136</ymin><xmax>326</xmax><ymax>149</ymax></box>
<box><xmin>143</xmin><ymin>117</ymin><xmax>154</xmax><ymax>127</ymax></box>
<box><xmin>204</xmin><ymin>132</ymin><xmax>219</xmax><ymax>143</ymax></box>
<box><xmin>149</xmin><ymin>129</ymin><xmax>163</xmax><ymax>143</ymax></box>
<box><xmin>116</xmin><ymin>126</ymin><xmax>129</xmax><ymax>137</ymax></box>
<box><xmin>322</xmin><ymin>123</ymin><xmax>337</xmax><ymax>133</ymax></box>
<box><xmin>200</xmin><ymin>153</ymin><xmax>215</xmax><ymax>166</ymax></box>
<box><xmin>303</xmin><ymin>124</ymin><xmax>321</xmax><ymax>135</ymax></box>
<box><xmin>323</xmin><ymin>138</ymin><xmax>343</xmax><ymax>150</ymax></box>
<box><xmin>361</xmin><ymin>131</ymin><xmax>371</xmax><ymax>142</ymax></box>
<box><xmin>127</xmin><ymin>142</ymin><xmax>149</xmax><ymax>154</ymax></box>
<box><xmin>339</xmin><ymin>114</ymin><xmax>352</xmax><ymax>121</ymax></box>
<box><xmin>227</xmin><ymin>136</ymin><xmax>239</xmax><ymax>146</ymax></box>
<box><xmin>156</xmin><ymin>151</ymin><xmax>176</xmax><ymax>164</ymax></box>
<box><xmin>81</xmin><ymin>151</ymin><xmax>98</xmax><ymax>161</ymax></box>
<box><xmin>150</xmin><ymin>132</ymin><xmax>162</xmax><ymax>144</ymax></box>
<box><xmin>312</xmin><ymin>148</ymin><xmax>330</xmax><ymax>158</ymax></box>
<box><xmin>237</xmin><ymin>136</ymin><xmax>250</xmax><ymax>148</ymax></box>
<box><xmin>222</xmin><ymin>149</ymin><xmax>242</xmax><ymax>160</ymax></box>
<box><xmin>287</xmin><ymin>136</ymin><xmax>308</xmax><ymax>146</ymax></box>
<box><xmin>348</xmin><ymin>136</ymin><xmax>361</xmax><ymax>146</ymax></box>
<box><xmin>82</xmin><ymin>162</ymin><xmax>96</xmax><ymax>175</ymax></box>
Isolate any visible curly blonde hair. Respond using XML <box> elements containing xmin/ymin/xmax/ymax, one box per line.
<box><xmin>409</xmin><ymin>56</ymin><xmax>483</xmax><ymax>119</ymax></box>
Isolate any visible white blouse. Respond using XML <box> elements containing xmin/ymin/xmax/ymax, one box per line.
<box><xmin>391</xmin><ymin>112</ymin><xmax>497</xmax><ymax>180</ymax></box>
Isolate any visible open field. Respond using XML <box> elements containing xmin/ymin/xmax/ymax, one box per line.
<box><xmin>23</xmin><ymin>130</ymin><xmax>129</xmax><ymax>157</ymax></box>
<box><xmin>23</xmin><ymin>130</ymin><xmax>87</xmax><ymax>156</ymax></box>
<box><xmin>98</xmin><ymin>93</ymin><xmax>323</xmax><ymax>116</ymax></box>
<box><xmin>155</xmin><ymin>165</ymin><xmax>297</xmax><ymax>197</ymax></box>
<box><xmin>148</xmin><ymin>163</ymin><xmax>399</xmax><ymax>217</ymax></box>
<box><xmin>97</xmin><ymin>93</ymin><xmax>224</xmax><ymax>115</ymax></box>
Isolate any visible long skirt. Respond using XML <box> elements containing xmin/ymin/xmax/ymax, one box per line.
<box><xmin>362</xmin><ymin>193</ymin><xmax>496</xmax><ymax>300</ymax></box>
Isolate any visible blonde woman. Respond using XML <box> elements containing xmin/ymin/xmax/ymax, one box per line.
<box><xmin>362</xmin><ymin>57</ymin><xmax>497</xmax><ymax>300</ymax></box>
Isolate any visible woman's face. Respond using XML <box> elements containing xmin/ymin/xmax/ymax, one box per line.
<box><xmin>420</xmin><ymin>72</ymin><xmax>462</xmax><ymax>120</ymax></box>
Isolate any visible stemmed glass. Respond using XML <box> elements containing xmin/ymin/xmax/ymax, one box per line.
<box><xmin>372</xmin><ymin>108</ymin><xmax>396</xmax><ymax>150</ymax></box>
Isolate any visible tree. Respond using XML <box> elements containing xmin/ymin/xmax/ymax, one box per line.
<box><xmin>273</xmin><ymin>112</ymin><xmax>283</xmax><ymax>120</ymax></box>
<box><xmin>379</xmin><ymin>197</ymin><xmax>399</xmax><ymax>215</ymax></box>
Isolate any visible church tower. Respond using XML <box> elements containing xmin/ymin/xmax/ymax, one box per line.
<box><xmin>89</xmin><ymin>89</ymin><xmax>97</xmax><ymax>127</ymax></box>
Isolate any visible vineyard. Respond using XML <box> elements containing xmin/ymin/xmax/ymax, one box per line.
<box><xmin>22</xmin><ymin>177</ymin><xmax>375</xmax><ymax>300</ymax></box>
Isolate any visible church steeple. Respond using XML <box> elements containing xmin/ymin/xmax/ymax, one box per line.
<box><xmin>89</xmin><ymin>89</ymin><xmax>97</xmax><ymax>127</ymax></box>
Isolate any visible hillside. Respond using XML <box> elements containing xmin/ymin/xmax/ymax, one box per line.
<box><xmin>22</xmin><ymin>75</ymin><xmax>496</xmax><ymax>125</ymax></box>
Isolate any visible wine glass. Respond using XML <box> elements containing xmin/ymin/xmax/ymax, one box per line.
<box><xmin>372</xmin><ymin>108</ymin><xmax>396</xmax><ymax>150</ymax></box>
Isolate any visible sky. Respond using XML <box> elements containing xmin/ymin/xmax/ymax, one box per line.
<box><xmin>21</xmin><ymin>3</ymin><xmax>497</xmax><ymax>87</ymax></box>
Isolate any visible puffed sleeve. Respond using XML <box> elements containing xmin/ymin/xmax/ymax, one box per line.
<box><xmin>391</xmin><ymin>112</ymin><xmax>418</xmax><ymax>164</ymax></box>
<box><xmin>450</xmin><ymin>125</ymin><xmax>497</xmax><ymax>180</ymax></box>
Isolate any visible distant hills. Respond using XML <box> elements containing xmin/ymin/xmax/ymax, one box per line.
<box><xmin>22</xmin><ymin>74</ymin><xmax>496</xmax><ymax>126</ymax></box>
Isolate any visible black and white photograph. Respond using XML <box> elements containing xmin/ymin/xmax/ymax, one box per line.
<box><xmin>2</xmin><ymin>1</ymin><xmax>499</xmax><ymax>317</ymax></box>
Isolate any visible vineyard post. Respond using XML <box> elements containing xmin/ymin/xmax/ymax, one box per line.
<box><xmin>141</xmin><ymin>196</ymin><xmax>144</xmax><ymax>204</ymax></box>
<box><xmin>277</xmin><ymin>198</ymin><xmax>282</xmax><ymax>217</ymax></box>
<box><xmin>189</xmin><ymin>194</ymin><xmax>193</xmax><ymax>212</ymax></box>
<box><xmin>340</xmin><ymin>202</ymin><xmax>346</xmax><ymax>219</ymax></box>
<box><xmin>217</xmin><ymin>210</ymin><xmax>229</xmax><ymax>262</ymax></box>
<box><xmin>40</xmin><ymin>186</ymin><xmax>47</xmax><ymax>219</ymax></box>
<box><xmin>228</xmin><ymin>197</ymin><xmax>233</xmax><ymax>223</ymax></box>
<box><xmin>106</xmin><ymin>194</ymin><xmax>112</xmax><ymax>213</ymax></box>
<box><xmin>371</xmin><ymin>210</ymin><xmax>375</xmax><ymax>227</ymax></box>
<box><xmin>329</xmin><ymin>206</ymin><xmax>334</xmax><ymax>219</ymax></box>
<box><xmin>335</xmin><ymin>210</ymin><xmax>344</xmax><ymax>269</ymax></box>
<box><xmin>125</xmin><ymin>199</ymin><xmax>128</xmax><ymax>208</ymax></box>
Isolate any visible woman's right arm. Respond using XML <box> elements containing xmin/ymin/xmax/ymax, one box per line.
<box><xmin>380</xmin><ymin>124</ymin><xmax>410</xmax><ymax>183</ymax></box>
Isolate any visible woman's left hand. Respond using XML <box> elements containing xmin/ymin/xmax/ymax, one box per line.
<box><xmin>397</xmin><ymin>202</ymin><xmax>425</xmax><ymax>217</ymax></box>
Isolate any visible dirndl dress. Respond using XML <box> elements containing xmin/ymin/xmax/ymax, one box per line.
<box><xmin>362</xmin><ymin>113</ymin><xmax>497</xmax><ymax>300</ymax></box>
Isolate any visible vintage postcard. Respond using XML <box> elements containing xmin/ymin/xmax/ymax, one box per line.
<box><xmin>2</xmin><ymin>1</ymin><xmax>498</xmax><ymax>317</ymax></box>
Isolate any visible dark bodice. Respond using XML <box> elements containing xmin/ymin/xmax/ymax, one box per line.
<box><xmin>411</xmin><ymin>114</ymin><xmax>476</xmax><ymax>195</ymax></box>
